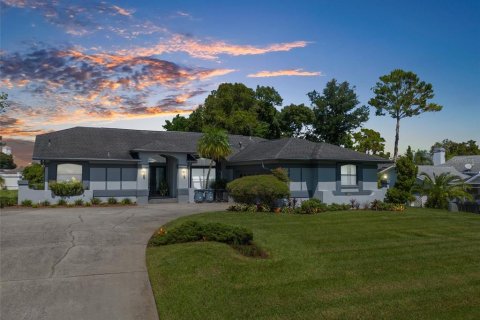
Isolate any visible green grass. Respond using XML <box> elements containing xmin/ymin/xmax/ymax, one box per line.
<box><xmin>146</xmin><ymin>208</ymin><xmax>480</xmax><ymax>320</ymax></box>
<box><xmin>0</xmin><ymin>189</ymin><xmax>18</xmax><ymax>198</ymax></box>
<box><xmin>0</xmin><ymin>189</ymin><xmax>18</xmax><ymax>207</ymax></box>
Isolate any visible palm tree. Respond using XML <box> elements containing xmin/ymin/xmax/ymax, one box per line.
<box><xmin>197</xmin><ymin>127</ymin><xmax>232</xmax><ymax>189</ymax></box>
<box><xmin>414</xmin><ymin>172</ymin><xmax>472</xmax><ymax>209</ymax></box>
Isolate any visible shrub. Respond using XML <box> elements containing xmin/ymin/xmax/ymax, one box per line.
<box><xmin>107</xmin><ymin>197</ymin><xmax>118</xmax><ymax>204</ymax></box>
<box><xmin>23</xmin><ymin>163</ymin><xmax>44</xmax><ymax>188</ymax></box>
<box><xmin>256</xmin><ymin>204</ymin><xmax>271</xmax><ymax>212</ymax></box>
<box><xmin>21</xmin><ymin>199</ymin><xmax>33</xmax><ymax>206</ymax></box>
<box><xmin>57</xmin><ymin>199</ymin><xmax>67</xmax><ymax>206</ymax></box>
<box><xmin>370</xmin><ymin>200</ymin><xmax>405</xmax><ymax>212</ymax></box>
<box><xmin>84</xmin><ymin>202</ymin><xmax>92</xmax><ymax>207</ymax></box>
<box><xmin>271</xmin><ymin>167</ymin><xmax>289</xmax><ymax>183</ymax></box>
<box><xmin>49</xmin><ymin>180</ymin><xmax>84</xmax><ymax>198</ymax></box>
<box><xmin>149</xmin><ymin>221</ymin><xmax>253</xmax><ymax>247</ymax></box>
<box><xmin>32</xmin><ymin>204</ymin><xmax>39</xmax><ymax>208</ymax></box>
<box><xmin>29</xmin><ymin>182</ymin><xmax>45</xmax><ymax>190</ymax></box>
<box><xmin>227</xmin><ymin>203</ymin><xmax>257</xmax><ymax>212</ymax></box>
<box><xmin>300</xmin><ymin>198</ymin><xmax>327</xmax><ymax>214</ymax></box>
<box><xmin>327</xmin><ymin>203</ymin><xmax>351</xmax><ymax>211</ymax></box>
<box><xmin>91</xmin><ymin>198</ymin><xmax>101</xmax><ymax>205</ymax></box>
<box><xmin>74</xmin><ymin>199</ymin><xmax>84</xmax><ymax>206</ymax></box>
<box><xmin>121</xmin><ymin>198</ymin><xmax>132</xmax><ymax>205</ymax></box>
<box><xmin>385</xmin><ymin>187</ymin><xmax>414</xmax><ymax>204</ymax></box>
<box><xmin>281</xmin><ymin>207</ymin><xmax>299</xmax><ymax>214</ymax></box>
<box><xmin>0</xmin><ymin>198</ymin><xmax>14</xmax><ymax>207</ymax></box>
<box><xmin>0</xmin><ymin>196</ymin><xmax>17</xmax><ymax>208</ymax></box>
<box><xmin>227</xmin><ymin>174</ymin><xmax>290</xmax><ymax>206</ymax></box>
<box><xmin>40</xmin><ymin>200</ymin><xmax>51</xmax><ymax>206</ymax></box>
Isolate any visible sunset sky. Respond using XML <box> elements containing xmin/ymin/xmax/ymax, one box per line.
<box><xmin>1</xmin><ymin>0</ymin><xmax>479</xmax><ymax>154</ymax></box>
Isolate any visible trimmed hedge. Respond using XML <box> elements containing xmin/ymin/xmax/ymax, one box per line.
<box><xmin>149</xmin><ymin>221</ymin><xmax>253</xmax><ymax>247</ymax></box>
<box><xmin>300</xmin><ymin>198</ymin><xmax>327</xmax><ymax>214</ymax></box>
<box><xmin>227</xmin><ymin>174</ymin><xmax>290</xmax><ymax>206</ymax></box>
<box><xmin>0</xmin><ymin>196</ymin><xmax>17</xmax><ymax>207</ymax></box>
<box><xmin>49</xmin><ymin>180</ymin><xmax>84</xmax><ymax>197</ymax></box>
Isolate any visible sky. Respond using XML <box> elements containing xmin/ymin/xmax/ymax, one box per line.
<box><xmin>1</xmin><ymin>0</ymin><xmax>479</xmax><ymax>154</ymax></box>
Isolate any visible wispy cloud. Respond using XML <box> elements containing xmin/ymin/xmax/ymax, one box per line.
<box><xmin>1</xmin><ymin>0</ymin><xmax>138</xmax><ymax>37</ymax></box>
<box><xmin>248</xmin><ymin>69</ymin><xmax>323</xmax><ymax>78</ymax></box>
<box><xmin>119</xmin><ymin>35</ymin><xmax>310</xmax><ymax>60</ymax></box>
<box><xmin>0</xmin><ymin>45</ymin><xmax>235</xmax><ymax>137</ymax></box>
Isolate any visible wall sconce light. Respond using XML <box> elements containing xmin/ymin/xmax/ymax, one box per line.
<box><xmin>141</xmin><ymin>168</ymin><xmax>147</xmax><ymax>180</ymax></box>
<box><xmin>382</xmin><ymin>174</ymin><xmax>388</xmax><ymax>180</ymax></box>
<box><xmin>181</xmin><ymin>168</ymin><xmax>187</xmax><ymax>179</ymax></box>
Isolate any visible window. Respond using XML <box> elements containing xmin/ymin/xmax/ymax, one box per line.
<box><xmin>191</xmin><ymin>168</ymin><xmax>216</xmax><ymax>189</ymax></box>
<box><xmin>341</xmin><ymin>164</ymin><xmax>357</xmax><ymax>186</ymax></box>
<box><xmin>57</xmin><ymin>164</ymin><xmax>82</xmax><ymax>182</ymax></box>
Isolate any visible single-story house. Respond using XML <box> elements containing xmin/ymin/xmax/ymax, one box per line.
<box><xmin>379</xmin><ymin>148</ymin><xmax>480</xmax><ymax>204</ymax></box>
<box><xmin>0</xmin><ymin>168</ymin><xmax>22</xmax><ymax>190</ymax></box>
<box><xmin>19</xmin><ymin>126</ymin><xmax>391</xmax><ymax>205</ymax></box>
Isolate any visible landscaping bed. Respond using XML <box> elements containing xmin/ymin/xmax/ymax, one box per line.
<box><xmin>147</xmin><ymin>208</ymin><xmax>480</xmax><ymax>320</ymax></box>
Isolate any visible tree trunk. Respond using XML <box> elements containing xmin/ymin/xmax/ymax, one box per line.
<box><xmin>204</xmin><ymin>159</ymin><xmax>213</xmax><ymax>189</ymax></box>
<box><xmin>394</xmin><ymin>117</ymin><xmax>400</xmax><ymax>161</ymax></box>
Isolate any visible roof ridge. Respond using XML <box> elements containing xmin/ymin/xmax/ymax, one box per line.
<box><xmin>274</xmin><ymin>138</ymin><xmax>294</xmax><ymax>159</ymax></box>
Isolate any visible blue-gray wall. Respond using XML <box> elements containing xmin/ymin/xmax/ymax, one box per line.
<box><xmin>229</xmin><ymin>161</ymin><xmax>386</xmax><ymax>204</ymax></box>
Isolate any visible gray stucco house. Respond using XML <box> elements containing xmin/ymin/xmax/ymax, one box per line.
<box><xmin>19</xmin><ymin>127</ymin><xmax>391</xmax><ymax>205</ymax></box>
<box><xmin>380</xmin><ymin>148</ymin><xmax>480</xmax><ymax>205</ymax></box>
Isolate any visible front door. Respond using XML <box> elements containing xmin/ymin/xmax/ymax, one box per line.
<box><xmin>149</xmin><ymin>166</ymin><xmax>168</xmax><ymax>197</ymax></box>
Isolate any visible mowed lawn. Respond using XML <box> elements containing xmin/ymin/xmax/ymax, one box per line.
<box><xmin>146</xmin><ymin>208</ymin><xmax>480</xmax><ymax>319</ymax></box>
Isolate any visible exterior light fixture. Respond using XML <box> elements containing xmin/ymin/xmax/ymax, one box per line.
<box><xmin>181</xmin><ymin>168</ymin><xmax>187</xmax><ymax>179</ymax></box>
<box><xmin>141</xmin><ymin>168</ymin><xmax>147</xmax><ymax>179</ymax></box>
<box><xmin>382</xmin><ymin>174</ymin><xmax>388</xmax><ymax>180</ymax></box>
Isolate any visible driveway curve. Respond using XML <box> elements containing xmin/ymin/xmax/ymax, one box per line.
<box><xmin>0</xmin><ymin>203</ymin><xmax>227</xmax><ymax>320</ymax></box>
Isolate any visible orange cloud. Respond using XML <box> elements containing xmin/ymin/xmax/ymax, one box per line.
<box><xmin>247</xmin><ymin>69</ymin><xmax>323</xmax><ymax>78</ymax></box>
<box><xmin>111</xmin><ymin>5</ymin><xmax>134</xmax><ymax>16</ymax></box>
<box><xmin>119</xmin><ymin>35</ymin><xmax>309</xmax><ymax>60</ymax></box>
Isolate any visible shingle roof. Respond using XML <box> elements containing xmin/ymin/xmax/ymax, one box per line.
<box><xmin>417</xmin><ymin>165</ymin><xmax>470</xmax><ymax>180</ymax></box>
<box><xmin>228</xmin><ymin>137</ymin><xmax>390</xmax><ymax>163</ymax></box>
<box><xmin>441</xmin><ymin>155</ymin><xmax>480</xmax><ymax>174</ymax></box>
<box><xmin>33</xmin><ymin>127</ymin><xmax>263</xmax><ymax>161</ymax></box>
<box><xmin>33</xmin><ymin>127</ymin><xmax>391</xmax><ymax>163</ymax></box>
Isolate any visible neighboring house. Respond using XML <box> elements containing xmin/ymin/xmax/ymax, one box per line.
<box><xmin>0</xmin><ymin>168</ymin><xmax>22</xmax><ymax>190</ymax></box>
<box><xmin>2</xmin><ymin>145</ymin><xmax>12</xmax><ymax>155</ymax></box>
<box><xmin>18</xmin><ymin>127</ymin><xmax>391</xmax><ymax>205</ymax></box>
<box><xmin>379</xmin><ymin>148</ymin><xmax>480</xmax><ymax>204</ymax></box>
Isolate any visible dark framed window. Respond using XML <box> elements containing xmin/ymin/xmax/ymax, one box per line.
<box><xmin>341</xmin><ymin>164</ymin><xmax>357</xmax><ymax>186</ymax></box>
<box><xmin>57</xmin><ymin>164</ymin><xmax>82</xmax><ymax>182</ymax></box>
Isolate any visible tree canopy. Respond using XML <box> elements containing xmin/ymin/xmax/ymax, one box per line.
<box><xmin>352</xmin><ymin>128</ymin><xmax>389</xmax><ymax>158</ymax></box>
<box><xmin>0</xmin><ymin>152</ymin><xmax>16</xmax><ymax>169</ymax></box>
<box><xmin>197</xmin><ymin>127</ymin><xmax>232</xmax><ymax>189</ymax></box>
<box><xmin>369</xmin><ymin>69</ymin><xmax>442</xmax><ymax>160</ymax></box>
<box><xmin>413</xmin><ymin>149</ymin><xmax>433</xmax><ymax>165</ymax></box>
<box><xmin>163</xmin><ymin>83</ymin><xmax>283</xmax><ymax>139</ymax></box>
<box><xmin>430</xmin><ymin>139</ymin><xmax>480</xmax><ymax>160</ymax></box>
<box><xmin>308</xmin><ymin>79</ymin><xmax>369</xmax><ymax>146</ymax></box>
<box><xmin>278</xmin><ymin>103</ymin><xmax>314</xmax><ymax>138</ymax></box>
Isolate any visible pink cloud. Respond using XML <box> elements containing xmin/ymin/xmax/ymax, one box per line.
<box><xmin>247</xmin><ymin>69</ymin><xmax>323</xmax><ymax>78</ymax></box>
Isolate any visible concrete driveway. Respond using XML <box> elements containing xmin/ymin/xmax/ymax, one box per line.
<box><xmin>0</xmin><ymin>203</ymin><xmax>227</xmax><ymax>320</ymax></box>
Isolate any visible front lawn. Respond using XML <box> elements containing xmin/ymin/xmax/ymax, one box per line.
<box><xmin>146</xmin><ymin>208</ymin><xmax>480</xmax><ymax>319</ymax></box>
